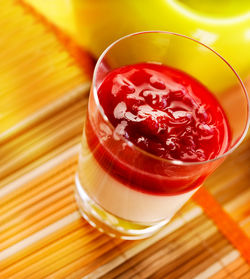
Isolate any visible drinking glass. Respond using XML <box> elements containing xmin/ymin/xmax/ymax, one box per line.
<box><xmin>75</xmin><ymin>31</ymin><xmax>249</xmax><ymax>239</ymax></box>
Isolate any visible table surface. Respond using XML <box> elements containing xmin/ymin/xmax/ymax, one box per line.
<box><xmin>1</xmin><ymin>1</ymin><xmax>250</xmax><ymax>278</ymax></box>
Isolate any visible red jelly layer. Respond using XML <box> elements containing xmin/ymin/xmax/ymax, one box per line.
<box><xmin>86</xmin><ymin>63</ymin><xmax>231</xmax><ymax>195</ymax></box>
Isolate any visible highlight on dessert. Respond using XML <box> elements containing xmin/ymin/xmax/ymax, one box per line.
<box><xmin>75</xmin><ymin>31</ymin><xmax>249</xmax><ymax>239</ymax></box>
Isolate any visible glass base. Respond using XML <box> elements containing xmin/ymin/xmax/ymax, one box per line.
<box><xmin>75</xmin><ymin>174</ymin><xmax>170</xmax><ymax>240</ymax></box>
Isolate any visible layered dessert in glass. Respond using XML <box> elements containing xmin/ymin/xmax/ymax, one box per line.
<box><xmin>75</xmin><ymin>32</ymin><xmax>249</xmax><ymax>239</ymax></box>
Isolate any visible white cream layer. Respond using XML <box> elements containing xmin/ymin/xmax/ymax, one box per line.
<box><xmin>78</xmin><ymin>144</ymin><xmax>198</xmax><ymax>223</ymax></box>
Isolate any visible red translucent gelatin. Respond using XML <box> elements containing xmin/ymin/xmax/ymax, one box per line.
<box><xmin>86</xmin><ymin>63</ymin><xmax>231</xmax><ymax>195</ymax></box>
<box><xmin>97</xmin><ymin>63</ymin><xmax>230</xmax><ymax>161</ymax></box>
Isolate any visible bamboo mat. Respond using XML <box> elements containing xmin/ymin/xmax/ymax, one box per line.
<box><xmin>1</xmin><ymin>1</ymin><xmax>250</xmax><ymax>278</ymax></box>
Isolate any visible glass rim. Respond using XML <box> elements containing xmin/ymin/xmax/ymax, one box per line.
<box><xmin>92</xmin><ymin>30</ymin><xmax>250</xmax><ymax>166</ymax></box>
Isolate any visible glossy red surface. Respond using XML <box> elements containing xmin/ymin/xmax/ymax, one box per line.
<box><xmin>98</xmin><ymin>63</ymin><xmax>230</xmax><ymax>162</ymax></box>
<box><xmin>86</xmin><ymin>63</ymin><xmax>231</xmax><ymax>195</ymax></box>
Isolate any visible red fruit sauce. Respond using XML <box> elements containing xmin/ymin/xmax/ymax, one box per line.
<box><xmin>86</xmin><ymin>63</ymin><xmax>231</xmax><ymax>195</ymax></box>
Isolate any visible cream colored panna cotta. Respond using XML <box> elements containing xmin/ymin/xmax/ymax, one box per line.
<box><xmin>77</xmin><ymin>139</ymin><xmax>198</xmax><ymax>224</ymax></box>
<box><xmin>76</xmin><ymin>62</ymin><xmax>230</xmax><ymax>225</ymax></box>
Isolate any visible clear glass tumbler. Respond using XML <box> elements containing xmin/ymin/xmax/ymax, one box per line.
<box><xmin>75</xmin><ymin>31</ymin><xmax>249</xmax><ymax>239</ymax></box>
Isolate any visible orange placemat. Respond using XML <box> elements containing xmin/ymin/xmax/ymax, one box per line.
<box><xmin>1</xmin><ymin>1</ymin><xmax>250</xmax><ymax>278</ymax></box>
